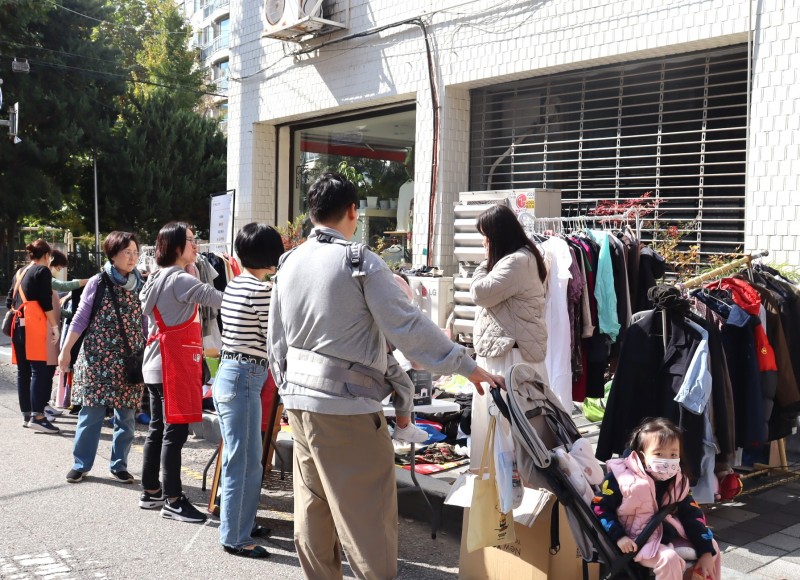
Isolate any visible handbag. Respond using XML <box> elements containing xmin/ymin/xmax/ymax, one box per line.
<box><xmin>2</xmin><ymin>310</ymin><xmax>13</xmax><ymax>337</ymax></box>
<box><xmin>105</xmin><ymin>273</ymin><xmax>144</xmax><ymax>384</ymax></box>
<box><xmin>3</xmin><ymin>265</ymin><xmax>32</xmax><ymax>336</ymax></box>
<box><xmin>147</xmin><ymin>304</ymin><xmax>204</xmax><ymax>424</ymax></box>
<box><xmin>467</xmin><ymin>415</ymin><xmax>516</xmax><ymax>553</ymax></box>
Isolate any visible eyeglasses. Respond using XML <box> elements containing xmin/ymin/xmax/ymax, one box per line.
<box><xmin>186</xmin><ymin>236</ymin><xmax>198</xmax><ymax>246</ymax></box>
<box><xmin>120</xmin><ymin>250</ymin><xmax>140</xmax><ymax>258</ymax></box>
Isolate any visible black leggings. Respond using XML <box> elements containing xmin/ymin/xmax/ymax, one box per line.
<box><xmin>141</xmin><ymin>383</ymin><xmax>189</xmax><ymax>498</ymax></box>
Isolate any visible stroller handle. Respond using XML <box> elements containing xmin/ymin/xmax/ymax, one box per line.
<box><xmin>490</xmin><ymin>386</ymin><xmax>512</xmax><ymax>421</ymax></box>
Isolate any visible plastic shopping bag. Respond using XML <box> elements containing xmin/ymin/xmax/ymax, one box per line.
<box><xmin>494</xmin><ymin>413</ymin><xmax>524</xmax><ymax>513</ymax></box>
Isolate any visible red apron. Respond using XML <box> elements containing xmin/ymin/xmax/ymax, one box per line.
<box><xmin>147</xmin><ymin>306</ymin><xmax>203</xmax><ymax>424</ymax></box>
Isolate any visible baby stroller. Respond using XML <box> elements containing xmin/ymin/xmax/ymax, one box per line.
<box><xmin>490</xmin><ymin>363</ymin><xmax>680</xmax><ymax>580</ymax></box>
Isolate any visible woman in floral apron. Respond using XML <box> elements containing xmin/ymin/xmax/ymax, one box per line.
<box><xmin>59</xmin><ymin>231</ymin><xmax>145</xmax><ymax>484</ymax></box>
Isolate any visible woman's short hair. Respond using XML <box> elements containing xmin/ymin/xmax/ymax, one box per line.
<box><xmin>155</xmin><ymin>222</ymin><xmax>190</xmax><ymax>267</ymax></box>
<box><xmin>50</xmin><ymin>249</ymin><xmax>68</xmax><ymax>268</ymax></box>
<box><xmin>235</xmin><ymin>223</ymin><xmax>285</xmax><ymax>269</ymax></box>
<box><xmin>26</xmin><ymin>239</ymin><xmax>51</xmax><ymax>260</ymax></box>
<box><xmin>104</xmin><ymin>231</ymin><xmax>139</xmax><ymax>260</ymax></box>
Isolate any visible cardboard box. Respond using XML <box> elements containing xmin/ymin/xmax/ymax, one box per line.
<box><xmin>459</xmin><ymin>502</ymin><xmax>599</xmax><ymax>580</ymax></box>
<box><xmin>408</xmin><ymin>369</ymin><xmax>433</xmax><ymax>406</ymax></box>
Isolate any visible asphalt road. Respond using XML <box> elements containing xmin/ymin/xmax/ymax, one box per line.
<box><xmin>0</xmin><ymin>361</ymin><xmax>461</xmax><ymax>580</ymax></box>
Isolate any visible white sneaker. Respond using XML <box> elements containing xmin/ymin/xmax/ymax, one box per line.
<box><xmin>393</xmin><ymin>423</ymin><xmax>429</xmax><ymax>444</ymax></box>
<box><xmin>44</xmin><ymin>409</ymin><xmax>58</xmax><ymax>423</ymax></box>
<box><xmin>45</xmin><ymin>404</ymin><xmax>63</xmax><ymax>417</ymax></box>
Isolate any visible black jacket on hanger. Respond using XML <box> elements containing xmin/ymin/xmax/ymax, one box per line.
<box><xmin>596</xmin><ymin>308</ymin><xmax>705</xmax><ymax>482</ymax></box>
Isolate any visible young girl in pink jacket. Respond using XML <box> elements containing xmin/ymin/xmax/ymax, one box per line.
<box><xmin>593</xmin><ymin>418</ymin><xmax>722</xmax><ymax>579</ymax></box>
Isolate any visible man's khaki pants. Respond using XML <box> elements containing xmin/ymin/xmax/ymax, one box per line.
<box><xmin>288</xmin><ymin>409</ymin><xmax>398</xmax><ymax>580</ymax></box>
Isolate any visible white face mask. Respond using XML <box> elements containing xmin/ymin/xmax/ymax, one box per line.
<box><xmin>644</xmin><ymin>457</ymin><xmax>681</xmax><ymax>481</ymax></box>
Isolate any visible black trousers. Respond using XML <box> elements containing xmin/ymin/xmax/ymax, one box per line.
<box><xmin>13</xmin><ymin>326</ymin><xmax>53</xmax><ymax>416</ymax></box>
<box><xmin>141</xmin><ymin>383</ymin><xmax>189</xmax><ymax>498</ymax></box>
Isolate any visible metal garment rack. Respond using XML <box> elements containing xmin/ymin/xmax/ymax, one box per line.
<box><xmin>519</xmin><ymin>207</ymin><xmax>643</xmax><ymax>240</ymax></box>
<box><xmin>676</xmin><ymin>250</ymin><xmax>799</xmax><ymax>487</ymax></box>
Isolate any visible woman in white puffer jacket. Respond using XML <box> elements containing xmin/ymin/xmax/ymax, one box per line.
<box><xmin>469</xmin><ymin>204</ymin><xmax>549</xmax><ymax>469</ymax></box>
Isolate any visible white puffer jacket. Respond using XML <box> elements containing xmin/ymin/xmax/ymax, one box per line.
<box><xmin>470</xmin><ymin>248</ymin><xmax>548</xmax><ymax>363</ymax></box>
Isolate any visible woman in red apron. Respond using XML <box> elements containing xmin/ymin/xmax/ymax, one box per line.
<box><xmin>5</xmin><ymin>239</ymin><xmax>60</xmax><ymax>433</ymax></box>
<box><xmin>139</xmin><ymin>222</ymin><xmax>223</xmax><ymax>524</ymax></box>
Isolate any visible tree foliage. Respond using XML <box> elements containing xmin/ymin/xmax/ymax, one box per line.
<box><xmin>86</xmin><ymin>91</ymin><xmax>226</xmax><ymax>242</ymax></box>
<box><xmin>0</xmin><ymin>0</ymin><xmax>226</xmax><ymax>267</ymax></box>
<box><xmin>0</xmin><ymin>0</ymin><xmax>125</xmax><ymax>253</ymax></box>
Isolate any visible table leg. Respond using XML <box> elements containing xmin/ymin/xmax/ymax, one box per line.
<box><xmin>202</xmin><ymin>446</ymin><xmax>220</xmax><ymax>492</ymax></box>
<box><xmin>399</xmin><ymin>442</ymin><xmax>439</xmax><ymax>539</ymax></box>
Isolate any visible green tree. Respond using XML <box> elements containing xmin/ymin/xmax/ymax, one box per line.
<box><xmin>85</xmin><ymin>91</ymin><xmax>226</xmax><ymax>242</ymax></box>
<box><xmin>0</xmin><ymin>0</ymin><xmax>126</xmax><ymax>265</ymax></box>
<box><xmin>104</xmin><ymin>0</ymin><xmax>206</xmax><ymax>111</ymax></box>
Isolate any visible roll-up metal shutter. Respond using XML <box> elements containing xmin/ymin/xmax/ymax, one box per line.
<box><xmin>469</xmin><ymin>45</ymin><xmax>748</xmax><ymax>258</ymax></box>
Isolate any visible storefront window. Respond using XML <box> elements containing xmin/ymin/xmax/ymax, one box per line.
<box><xmin>292</xmin><ymin>107</ymin><xmax>415</xmax><ymax>250</ymax></box>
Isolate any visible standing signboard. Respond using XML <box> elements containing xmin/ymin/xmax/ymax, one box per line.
<box><xmin>209</xmin><ymin>190</ymin><xmax>235</xmax><ymax>250</ymax></box>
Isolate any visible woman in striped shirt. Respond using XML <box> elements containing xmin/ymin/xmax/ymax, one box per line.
<box><xmin>214</xmin><ymin>223</ymin><xmax>285</xmax><ymax>558</ymax></box>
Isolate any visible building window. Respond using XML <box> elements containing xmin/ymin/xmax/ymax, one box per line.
<box><xmin>291</xmin><ymin>106</ymin><xmax>416</xmax><ymax>246</ymax></box>
<box><xmin>469</xmin><ymin>45</ymin><xmax>748</xmax><ymax>258</ymax></box>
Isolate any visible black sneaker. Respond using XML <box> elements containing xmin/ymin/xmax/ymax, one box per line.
<box><xmin>161</xmin><ymin>494</ymin><xmax>207</xmax><ymax>523</ymax></box>
<box><xmin>66</xmin><ymin>469</ymin><xmax>86</xmax><ymax>483</ymax></box>
<box><xmin>22</xmin><ymin>413</ymin><xmax>31</xmax><ymax>428</ymax></box>
<box><xmin>28</xmin><ymin>416</ymin><xmax>60</xmax><ymax>434</ymax></box>
<box><xmin>109</xmin><ymin>470</ymin><xmax>135</xmax><ymax>484</ymax></box>
<box><xmin>223</xmin><ymin>545</ymin><xmax>270</xmax><ymax>559</ymax></box>
<box><xmin>139</xmin><ymin>489</ymin><xmax>166</xmax><ymax>510</ymax></box>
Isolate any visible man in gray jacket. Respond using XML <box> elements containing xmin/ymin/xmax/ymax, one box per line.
<box><xmin>268</xmin><ymin>173</ymin><xmax>503</xmax><ymax>580</ymax></box>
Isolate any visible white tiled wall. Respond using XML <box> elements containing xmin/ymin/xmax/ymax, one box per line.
<box><xmin>745</xmin><ymin>0</ymin><xmax>800</xmax><ymax>265</ymax></box>
<box><xmin>228</xmin><ymin>0</ymin><xmax>796</xmax><ymax>269</ymax></box>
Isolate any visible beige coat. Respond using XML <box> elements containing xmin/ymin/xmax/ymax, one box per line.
<box><xmin>470</xmin><ymin>248</ymin><xmax>547</xmax><ymax>363</ymax></box>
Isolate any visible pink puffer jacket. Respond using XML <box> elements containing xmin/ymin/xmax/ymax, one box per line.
<box><xmin>606</xmin><ymin>453</ymin><xmax>690</xmax><ymax>562</ymax></box>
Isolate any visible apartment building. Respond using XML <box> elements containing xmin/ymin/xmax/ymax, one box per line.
<box><xmin>178</xmin><ymin>0</ymin><xmax>230</xmax><ymax>132</ymax></box>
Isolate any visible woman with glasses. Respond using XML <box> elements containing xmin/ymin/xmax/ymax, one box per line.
<box><xmin>59</xmin><ymin>232</ymin><xmax>146</xmax><ymax>482</ymax></box>
<box><xmin>138</xmin><ymin>222</ymin><xmax>223</xmax><ymax>524</ymax></box>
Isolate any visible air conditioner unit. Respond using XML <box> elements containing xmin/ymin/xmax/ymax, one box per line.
<box><xmin>264</xmin><ymin>0</ymin><xmax>348</xmax><ymax>42</ymax></box>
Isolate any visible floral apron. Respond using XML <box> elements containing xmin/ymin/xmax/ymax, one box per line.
<box><xmin>72</xmin><ymin>283</ymin><xmax>145</xmax><ymax>409</ymax></box>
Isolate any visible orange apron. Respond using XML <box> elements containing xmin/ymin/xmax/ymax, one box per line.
<box><xmin>11</xmin><ymin>269</ymin><xmax>49</xmax><ymax>364</ymax></box>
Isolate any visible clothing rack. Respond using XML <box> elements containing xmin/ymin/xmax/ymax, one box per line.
<box><xmin>519</xmin><ymin>207</ymin><xmax>643</xmax><ymax>239</ymax></box>
<box><xmin>675</xmin><ymin>250</ymin><xmax>770</xmax><ymax>291</ymax></box>
<box><xmin>675</xmin><ymin>249</ymin><xmax>795</xmax><ymax>484</ymax></box>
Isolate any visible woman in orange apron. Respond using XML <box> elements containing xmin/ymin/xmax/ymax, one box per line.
<box><xmin>5</xmin><ymin>239</ymin><xmax>60</xmax><ymax>433</ymax></box>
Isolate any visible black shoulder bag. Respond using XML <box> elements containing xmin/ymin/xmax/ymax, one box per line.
<box><xmin>104</xmin><ymin>273</ymin><xmax>145</xmax><ymax>384</ymax></box>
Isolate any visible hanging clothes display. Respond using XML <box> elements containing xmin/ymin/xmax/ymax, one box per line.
<box><xmin>596</xmin><ymin>251</ymin><xmax>800</xmax><ymax>503</ymax></box>
<box><xmin>522</xmin><ymin>211</ymin><xmax>663</xmax><ymax>404</ymax></box>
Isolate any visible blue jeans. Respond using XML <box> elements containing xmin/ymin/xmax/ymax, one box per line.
<box><xmin>213</xmin><ymin>358</ymin><xmax>267</xmax><ymax>548</ymax></box>
<box><xmin>72</xmin><ymin>405</ymin><xmax>136</xmax><ymax>473</ymax></box>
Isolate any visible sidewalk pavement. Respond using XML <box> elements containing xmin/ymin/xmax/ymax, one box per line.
<box><xmin>707</xmin><ymin>473</ymin><xmax>800</xmax><ymax>579</ymax></box>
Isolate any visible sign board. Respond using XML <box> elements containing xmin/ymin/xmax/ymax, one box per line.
<box><xmin>209</xmin><ymin>191</ymin><xmax>234</xmax><ymax>249</ymax></box>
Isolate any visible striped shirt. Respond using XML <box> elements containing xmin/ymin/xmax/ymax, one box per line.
<box><xmin>220</xmin><ymin>272</ymin><xmax>272</xmax><ymax>358</ymax></box>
